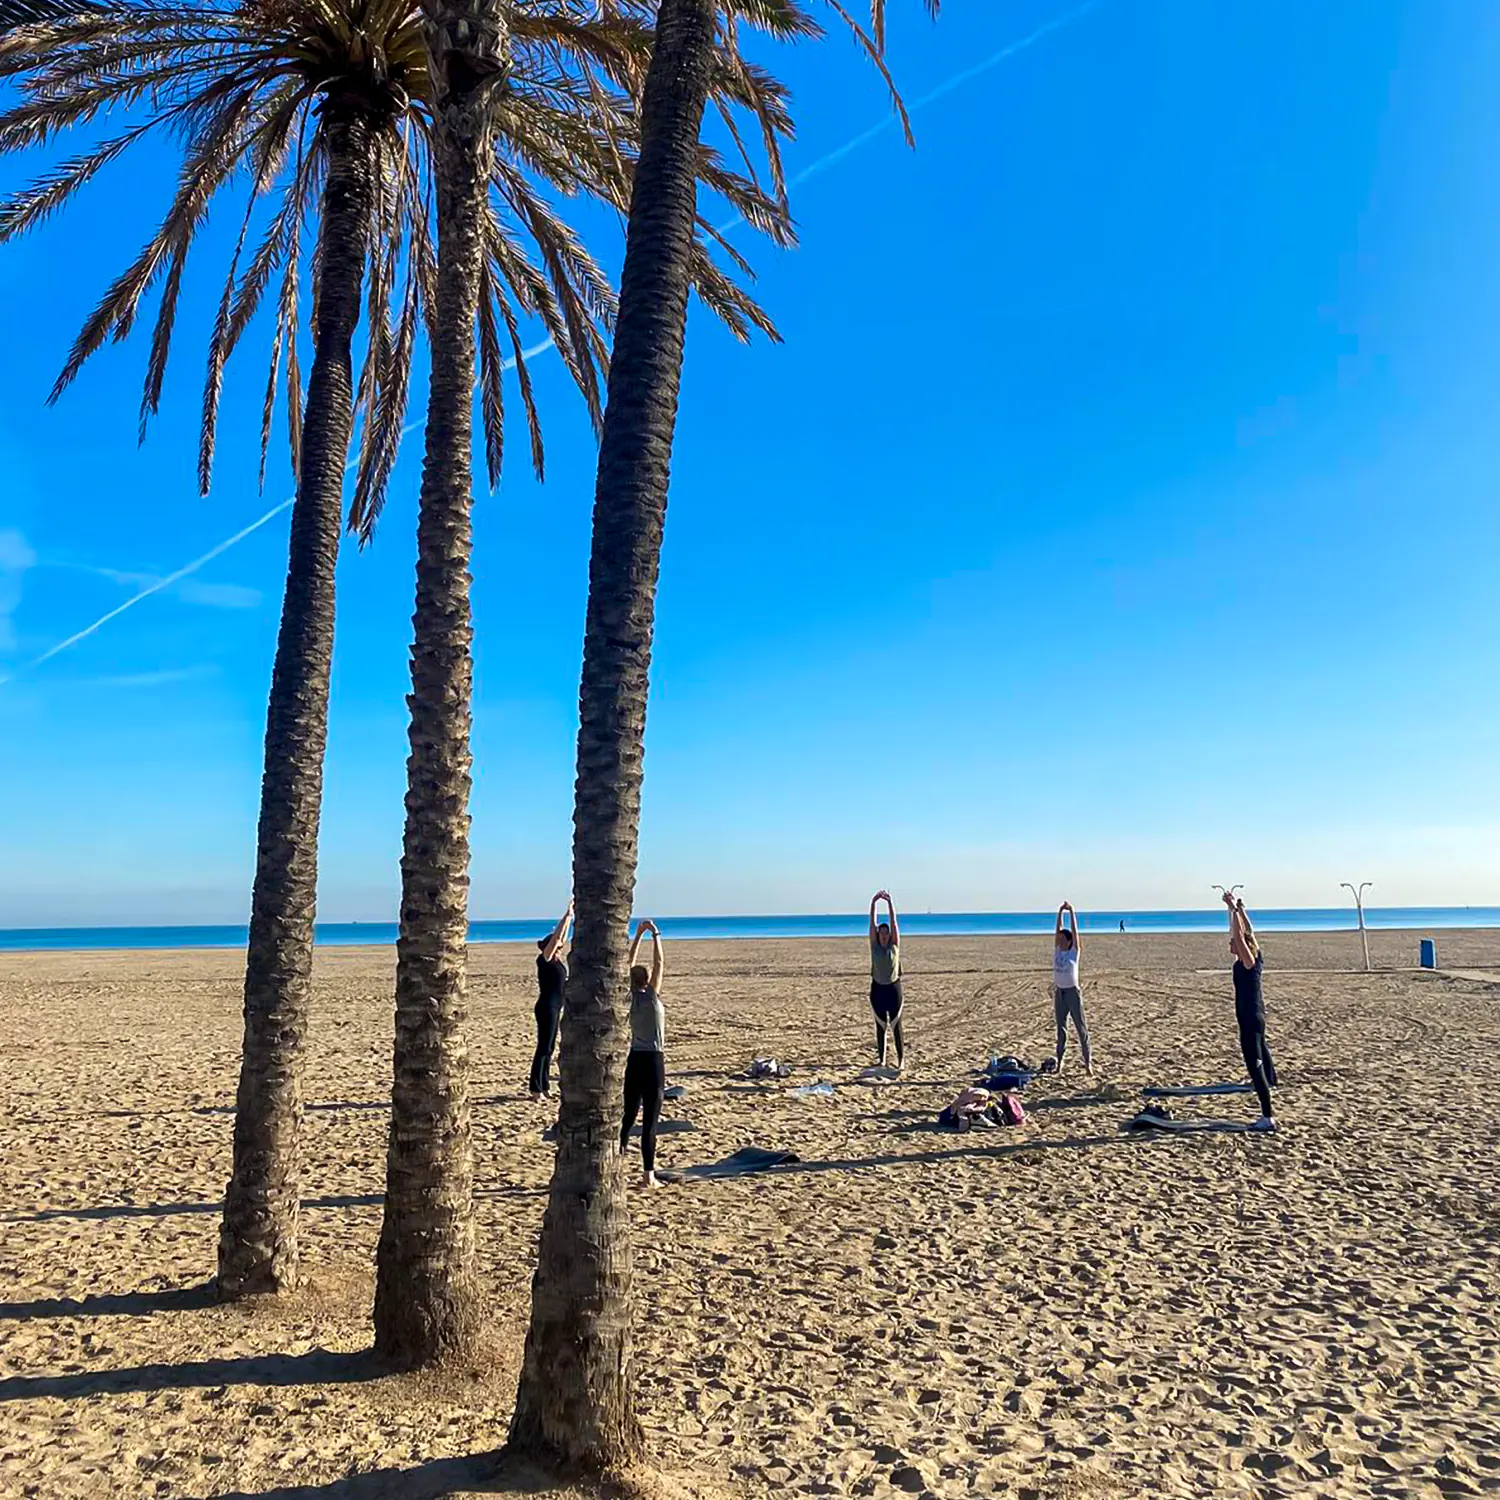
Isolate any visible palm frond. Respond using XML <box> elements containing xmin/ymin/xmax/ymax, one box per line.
<box><xmin>2</xmin><ymin>0</ymin><xmax>835</xmax><ymax>514</ymax></box>
<box><xmin>475</xmin><ymin>263</ymin><xmax>507</xmax><ymax>491</ymax></box>
<box><xmin>348</xmin><ymin>252</ymin><xmax>418</xmax><ymax>540</ymax></box>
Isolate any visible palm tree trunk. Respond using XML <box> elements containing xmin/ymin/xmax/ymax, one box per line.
<box><xmin>507</xmin><ymin>0</ymin><xmax>716</xmax><ymax>1467</ymax></box>
<box><xmin>217</xmin><ymin>103</ymin><xmax>373</xmax><ymax>1301</ymax></box>
<box><xmin>369</xmin><ymin>8</ymin><xmax>505</xmax><ymax>1367</ymax></box>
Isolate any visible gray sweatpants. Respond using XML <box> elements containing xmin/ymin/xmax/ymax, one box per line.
<box><xmin>1054</xmin><ymin>986</ymin><xmax>1092</xmax><ymax>1069</ymax></box>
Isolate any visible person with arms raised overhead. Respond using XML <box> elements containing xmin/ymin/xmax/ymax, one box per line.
<box><xmin>621</xmin><ymin>920</ymin><xmax>667</xmax><ymax>1187</ymax></box>
<box><xmin>528</xmin><ymin>900</ymin><xmax>572</xmax><ymax>1101</ymax></box>
<box><xmin>1053</xmin><ymin>901</ymin><xmax>1093</xmax><ymax>1076</ymax></box>
<box><xmin>869</xmin><ymin>890</ymin><xmax>905</xmax><ymax>1070</ymax></box>
<box><xmin>1225</xmin><ymin>892</ymin><xmax>1278</xmax><ymax>1132</ymax></box>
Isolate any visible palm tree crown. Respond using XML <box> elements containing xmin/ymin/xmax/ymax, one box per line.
<box><xmin>0</xmin><ymin>0</ymin><xmax>796</xmax><ymax>521</ymax></box>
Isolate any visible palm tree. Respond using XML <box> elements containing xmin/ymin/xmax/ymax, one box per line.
<box><xmin>0</xmin><ymin>0</ymin><xmax>93</xmax><ymax>25</ymax></box>
<box><xmin>370</xmin><ymin>0</ymin><xmax>797</xmax><ymax>1367</ymax></box>
<box><xmin>507</xmin><ymin>0</ymin><xmax>934</xmax><ymax>1471</ymax></box>
<box><xmin>0</xmin><ymin>0</ymin><xmax>777</xmax><ymax>1300</ymax></box>
<box><xmin>367</xmin><ymin>0</ymin><xmax>506</xmax><ymax>1366</ymax></box>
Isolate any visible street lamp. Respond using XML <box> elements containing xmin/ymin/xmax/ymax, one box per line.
<box><xmin>1341</xmin><ymin>881</ymin><xmax>1372</xmax><ymax>971</ymax></box>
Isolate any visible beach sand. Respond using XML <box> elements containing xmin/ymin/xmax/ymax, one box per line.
<box><xmin>2</xmin><ymin>929</ymin><xmax>1498</xmax><ymax>1499</ymax></box>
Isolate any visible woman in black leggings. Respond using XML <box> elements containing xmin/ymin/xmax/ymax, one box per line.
<box><xmin>621</xmin><ymin>920</ymin><xmax>666</xmax><ymax>1187</ymax></box>
<box><xmin>528</xmin><ymin>901</ymin><xmax>572</xmax><ymax>1100</ymax></box>
<box><xmin>1225</xmin><ymin>892</ymin><xmax>1277</xmax><ymax>1132</ymax></box>
<box><xmin>868</xmin><ymin>890</ymin><xmax>904</xmax><ymax>1068</ymax></box>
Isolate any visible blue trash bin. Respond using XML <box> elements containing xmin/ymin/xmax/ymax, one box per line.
<box><xmin>1420</xmin><ymin>938</ymin><xmax>1437</xmax><ymax>969</ymax></box>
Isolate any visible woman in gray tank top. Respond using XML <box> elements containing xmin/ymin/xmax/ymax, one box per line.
<box><xmin>621</xmin><ymin>920</ymin><xmax>666</xmax><ymax>1186</ymax></box>
<box><xmin>1052</xmin><ymin>901</ymin><xmax>1092</xmax><ymax>1075</ymax></box>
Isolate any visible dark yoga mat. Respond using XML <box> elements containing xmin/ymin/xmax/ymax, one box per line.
<box><xmin>659</xmin><ymin>1146</ymin><xmax>800</xmax><ymax>1183</ymax></box>
<box><xmin>1142</xmin><ymin>1083</ymin><xmax>1252</xmax><ymax>1098</ymax></box>
<box><xmin>1122</xmin><ymin>1112</ymin><xmax>1262</xmax><ymax>1135</ymax></box>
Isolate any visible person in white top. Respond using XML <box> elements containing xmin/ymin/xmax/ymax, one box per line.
<box><xmin>1052</xmin><ymin>901</ymin><xmax>1092</xmax><ymax>1075</ymax></box>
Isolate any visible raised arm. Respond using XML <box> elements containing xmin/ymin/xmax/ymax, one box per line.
<box><xmin>869</xmin><ymin>892</ymin><xmax>880</xmax><ymax>942</ymax></box>
<box><xmin>1055</xmin><ymin>903</ymin><xmax>1067</xmax><ymax>937</ymax></box>
<box><xmin>646</xmin><ymin>921</ymin><xmax>664</xmax><ymax>991</ymax></box>
<box><xmin>1225</xmin><ymin>892</ymin><xmax>1255</xmax><ymax>965</ymax></box>
<box><xmin>885</xmin><ymin>893</ymin><xmax>899</xmax><ymax>945</ymax></box>
<box><xmin>1064</xmin><ymin>901</ymin><xmax>1080</xmax><ymax>956</ymax></box>
<box><xmin>541</xmin><ymin>900</ymin><xmax>573</xmax><ymax>962</ymax></box>
<box><xmin>628</xmin><ymin>922</ymin><xmax>646</xmax><ymax>972</ymax></box>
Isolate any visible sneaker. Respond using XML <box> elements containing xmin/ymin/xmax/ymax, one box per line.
<box><xmin>1250</xmin><ymin>1116</ymin><xmax>1277</xmax><ymax>1133</ymax></box>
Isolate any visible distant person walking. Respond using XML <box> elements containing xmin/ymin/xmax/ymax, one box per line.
<box><xmin>622</xmin><ymin>920</ymin><xmax>667</xmax><ymax>1187</ymax></box>
<box><xmin>528</xmin><ymin>901</ymin><xmax>572</xmax><ymax>1100</ymax></box>
<box><xmin>1053</xmin><ymin>901</ymin><xmax>1092</xmax><ymax>1075</ymax></box>
<box><xmin>1224</xmin><ymin>892</ymin><xmax>1277</xmax><ymax>1131</ymax></box>
<box><xmin>869</xmin><ymin>890</ymin><xmax>905</xmax><ymax>1069</ymax></box>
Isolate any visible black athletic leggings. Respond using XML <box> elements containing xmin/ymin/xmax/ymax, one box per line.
<box><xmin>1236</xmin><ymin>1001</ymin><xmax>1276</xmax><ymax>1118</ymax></box>
<box><xmin>870</xmin><ymin>980</ymin><xmax>905</xmax><ymax>1065</ymax></box>
<box><xmin>528</xmin><ymin>998</ymin><xmax>561</xmax><ymax>1096</ymax></box>
<box><xmin>621</xmin><ymin>1050</ymin><xmax>666</xmax><ymax>1173</ymax></box>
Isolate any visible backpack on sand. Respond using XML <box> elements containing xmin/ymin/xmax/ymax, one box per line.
<box><xmin>994</xmin><ymin>1093</ymin><xmax>1025</xmax><ymax>1126</ymax></box>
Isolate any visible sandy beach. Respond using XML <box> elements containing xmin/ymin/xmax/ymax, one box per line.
<box><xmin>2</xmin><ymin>929</ymin><xmax>1498</xmax><ymax>1499</ymax></box>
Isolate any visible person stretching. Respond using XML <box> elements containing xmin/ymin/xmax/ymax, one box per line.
<box><xmin>869</xmin><ymin>890</ymin><xmax>904</xmax><ymax>1069</ymax></box>
<box><xmin>1225</xmin><ymin>891</ymin><xmax>1277</xmax><ymax>1131</ymax></box>
<box><xmin>528</xmin><ymin>900</ymin><xmax>572</xmax><ymax>1100</ymax></box>
<box><xmin>621</xmin><ymin>920</ymin><xmax>667</xmax><ymax>1187</ymax></box>
<box><xmin>1053</xmin><ymin>901</ymin><xmax>1092</xmax><ymax>1075</ymax></box>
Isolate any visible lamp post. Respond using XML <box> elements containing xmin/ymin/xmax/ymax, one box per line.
<box><xmin>1341</xmin><ymin>881</ymin><xmax>1372</xmax><ymax>972</ymax></box>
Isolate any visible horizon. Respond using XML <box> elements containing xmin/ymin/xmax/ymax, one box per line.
<box><xmin>5</xmin><ymin>900</ymin><xmax>1498</xmax><ymax>938</ymax></box>
<box><xmin>4</xmin><ymin>0</ymin><xmax>1499</xmax><ymax>925</ymax></box>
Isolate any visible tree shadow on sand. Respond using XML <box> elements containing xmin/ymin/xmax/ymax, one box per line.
<box><xmin>172</xmin><ymin>1454</ymin><xmax>498</xmax><ymax>1500</ymax></box>
<box><xmin>0</xmin><ymin>1347</ymin><xmax>380</xmax><ymax>1402</ymax></box>
<box><xmin>1027</xmin><ymin>1093</ymin><xmax>1134</xmax><ymax>1111</ymax></box>
<box><xmin>171</xmin><ymin>1450</ymin><xmax>647</xmax><ymax>1499</ymax></box>
<box><xmin>2</xmin><ymin>1183</ymin><xmax>541</xmax><ymax>1229</ymax></box>
<box><xmin>0</xmin><ymin>1193</ymin><xmax>383</xmax><ymax>1226</ymax></box>
<box><xmin>757</xmin><ymin>1134</ymin><xmax>1125</xmax><ymax>1175</ymax></box>
<box><xmin>0</xmin><ymin>1281</ymin><xmax>217</xmax><ymax>1321</ymax></box>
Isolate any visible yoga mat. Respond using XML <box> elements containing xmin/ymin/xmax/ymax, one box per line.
<box><xmin>1122</xmin><ymin>1113</ymin><xmax>1263</xmax><ymax>1135</ymax></box>
<box><xmin>1142</xmin><ymin>1083</ymin><xmax>1252</xmax><ymax>1098</ymax></box>
<box><xmin>659</xmin><ymin>1146</ymin><xmax>800</xmax><ymax>1182</ymax></box>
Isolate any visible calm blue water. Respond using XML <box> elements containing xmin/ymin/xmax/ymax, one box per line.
<box><xmin>1</xmin><ymin>908</ymin><xmax>1496</xmax><ymax>952</ymax></box>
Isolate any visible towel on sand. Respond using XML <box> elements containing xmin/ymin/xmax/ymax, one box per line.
<box><xmin>658</xmin><ymin>1146</ymin><xmax>800</xmax><ymax>1182</ymax></box>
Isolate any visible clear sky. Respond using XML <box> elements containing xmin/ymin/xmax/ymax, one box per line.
<box><xmin>1</xmin><ymin>0</ymin><xmax>1497</xmax><ymax>927</ymax></box>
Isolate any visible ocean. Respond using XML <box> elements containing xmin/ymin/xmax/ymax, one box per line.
<box><xmin>0</xmin><ymin>907</ymin><xmax>1496</xmax><ymax>952</ymax></box>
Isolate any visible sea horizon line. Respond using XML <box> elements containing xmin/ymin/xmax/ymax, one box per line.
<box><xmin>2</xmin><ymin>905</ymin><xmax>1498</xmax><ymax>952</ymax></box>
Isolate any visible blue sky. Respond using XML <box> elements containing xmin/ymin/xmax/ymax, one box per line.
<box><xmin>1</xmin><ymin>0</ymin><xmax>1497</xmax><ymax>926</ymax></box>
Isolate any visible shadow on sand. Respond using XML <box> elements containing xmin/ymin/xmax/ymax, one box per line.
<box><xmin>0</xmin><ymin>1282</ymin><xmax>218</xmax><ymax>1321</ymax></box>
<box><xmin>757</xmin><ymin>1134</ymin><xmax>1124</xmax><ymax>1175</ymax></box>
<box><xmin>176</xmin><ymin>1453</ymin><xmax>498</xmax><ymax>1499</ymax></box>
<box><xmin>2</xmin><ymin>1183</ymin><xmax>542</xmax><ymax>1230</ymax></box>
<box><xmin>174</xmin><ymin>1449</ymin><xmax>634</xmax><ymax>1499</ymax></box>
<box><xmin>0</xmin><ymin>1347</ymin><xmax>379</xmax><ymax>1402</ymax></box>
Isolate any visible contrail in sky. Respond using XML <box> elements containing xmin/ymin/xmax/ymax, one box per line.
<box><xmin>3</xmin><ymin>1</ymin><xmax>1095</xmax><ymax>686</ymax></box>
<box><xmin>1</xmin><ymin>497</ymin><xmax>295</xmax><ymax>685</ymax></box>
<box><xmin>781</xmin><ymin>0</ymin><xmax>1099</xmax><ymax>199</ymax></box>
